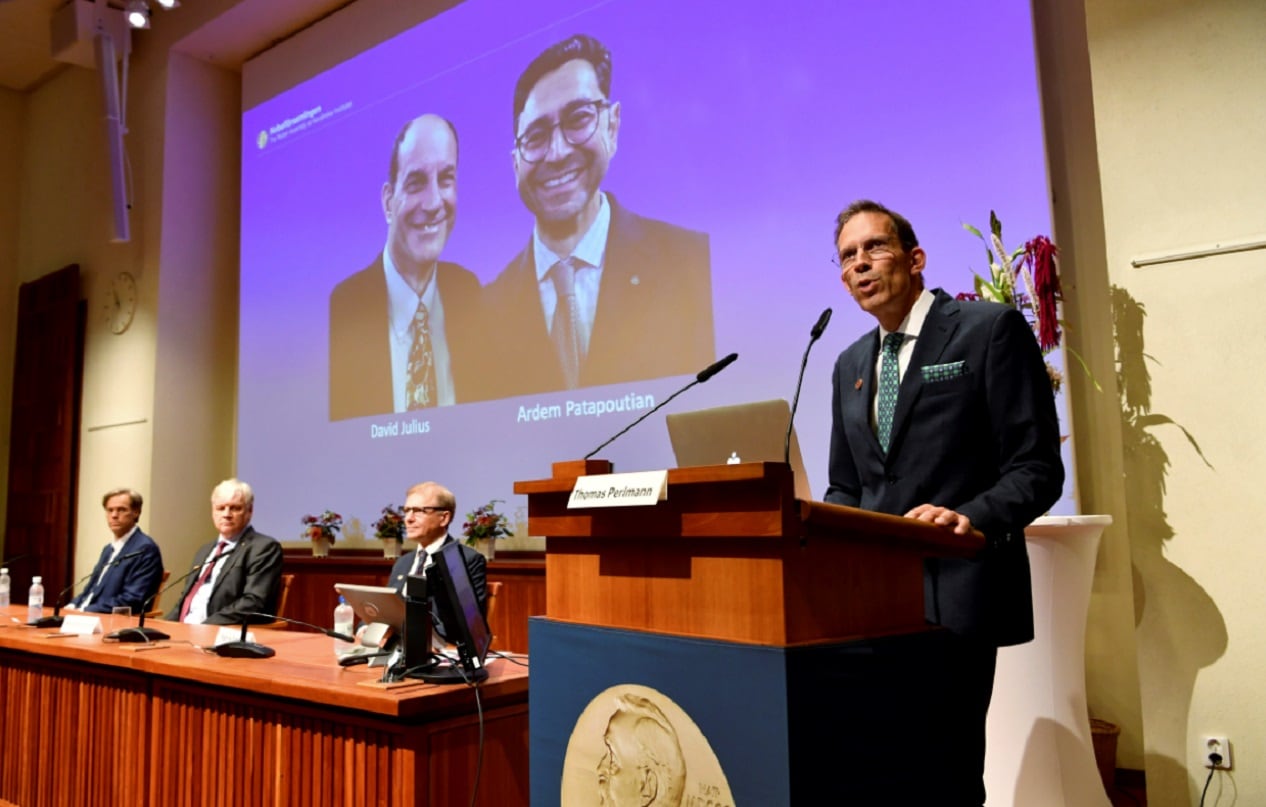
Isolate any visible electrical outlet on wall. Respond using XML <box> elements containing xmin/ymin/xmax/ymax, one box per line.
<box><xmin>1203</xmin><ymin>736</ymin><xmax>1232</xmax><ymax>770</ymax></box>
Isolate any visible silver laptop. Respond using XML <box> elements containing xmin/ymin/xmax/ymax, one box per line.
<box><xmin>665</xmin><ymin>399</ymin><xmax>814</xmax><ymax>500</ymax></box>
<box><xmin>334</xmin><ymin>583</ymin><xmax>405</xmax><ymax>630</ymax></box>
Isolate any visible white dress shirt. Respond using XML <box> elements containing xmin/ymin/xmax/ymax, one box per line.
<box><xmin>533</xmin><ymin>191</ymin><xmax>612</xmax><ymax>355</ymax></box>
<box><xmin>183</xmin><ymin>532</ymin><xmax>242</xmax><ymax>625</ymax></box>
<box><xmin>79</xmin><ymin>526</ymin><xmax>139</xmax><ymax>611</ymax></box>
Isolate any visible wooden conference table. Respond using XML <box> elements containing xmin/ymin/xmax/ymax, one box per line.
<box><xmin>0</xmin><ymin>609</ymin><xmax>529</xmax><ymax>807</ymax></box>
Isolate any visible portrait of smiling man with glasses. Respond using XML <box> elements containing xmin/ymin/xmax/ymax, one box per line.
<box><xmin>484</xmin><ymin>33</ymin><xmax>715</xmax><ymax>398</ymax></box>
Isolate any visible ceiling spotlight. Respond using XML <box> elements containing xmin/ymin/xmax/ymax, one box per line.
<box><xmin>124</xmin><ymin>0</ymin><xmax>150</xmax><ymax>29</ymax></box>
<box><xmin>154</xmin><ymin>0</ymin><xmax>181</xmax><ymax>9</ymax></box>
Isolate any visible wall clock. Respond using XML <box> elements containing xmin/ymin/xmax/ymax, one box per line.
<box><xmin>106</xmin><ymin>271</ymin><xmax>137</xmax><ymax>334</ymax></box>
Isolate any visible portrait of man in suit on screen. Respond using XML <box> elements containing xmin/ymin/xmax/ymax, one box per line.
<box><xmin>824</xmin><ymin>200</ymin><xmax>1063</xmax><ymax>805</ymax></box>
<box><xmin>483</xmin><ymin>33</ymin><xmax>715</xmax><ymax>398</ymax></box>
<box><xmin>329</xmin><ymin>114</ymin><xmax>487</xmax><ymax>421</ymax></box>
<box><xmin>168</xmin><ymin>478</ymin><xmax>283</xmax><ymax>625</ymax></box>
<box><xmin>68</xmin><ymin>488</ymin><xmax>163</xmax><ymax>615</ymax></box>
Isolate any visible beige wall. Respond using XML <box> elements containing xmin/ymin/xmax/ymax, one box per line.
<box><xmin>1084</xmin><ymin>0</ymin><xmax>1266</xmax><ymax>803</ymax></box>
<box><xmin>3</xmin><ymin>3</ymin><xmax>244</xmax><ymax>589</ymax></box>
<box><xmin>147</xmin><ymin>50</ymin><xmax>241</xmax><ymax>580</ymax></box>
<box><xmin>1033</xmin><ymin>0</ymin><xmax>1150</xmax><ymax>778</ymax></box>
<box><xmin>14</xmin><ymin>62</ymin><xmax>157</xmax><ymax>576</ymax></box>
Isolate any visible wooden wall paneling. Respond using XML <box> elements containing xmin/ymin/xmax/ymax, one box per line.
<box><xmin>485</xmin><ymin>560</ymin><xmax>544</xmax><ymax>654</ymax></box>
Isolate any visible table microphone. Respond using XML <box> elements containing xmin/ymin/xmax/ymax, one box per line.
<box><xmin>210</xmin><ymin>621</ymin><xmax>277</xmax><ymax>659</ymax></box>
<box><xmin>786</xmin><ymin>308</ymin><xmax>832</xmax><ymax>463</ymax></box>
<box><xmin>584</xmin><ymin>352</ymin><xmax>739</xmax><ymax>460</ymax></box>
<box><xmin>32</xmin><ymin>550</ymin><xmax>145</xmax><ymax>629</ymax></box>
<box><xmin>109</xmin><ymin>546</ymin><xmax>238</xmax><ymax>643</ymax></box>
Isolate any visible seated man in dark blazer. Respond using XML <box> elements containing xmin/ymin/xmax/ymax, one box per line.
<box><xmin>166</xmin><ymin>478</ymin><xmax>283</xmax><ymax>625</ymax></box>
<box><xmin>388</xmin><ymin>481</ymin><xmax>488</xmax><ymax>639</ymax></box>
<box><xmin>69</xmin><ymin>487</ymin><xmax>164</xmax><ymax>615</ymax></box>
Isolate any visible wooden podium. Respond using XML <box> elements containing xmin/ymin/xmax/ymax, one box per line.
<box><xmin>518</xmin><ymin>459</ymin><xmax>983</xmax><ymax>805</ymax></box>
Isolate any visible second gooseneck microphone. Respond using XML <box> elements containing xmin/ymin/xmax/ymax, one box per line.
<box><xmin>584</xmin><ymin>352</ymin><xmax>739</xmax><ymax>460</ymax></box>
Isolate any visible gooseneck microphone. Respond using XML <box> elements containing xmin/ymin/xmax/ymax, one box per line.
<box><xmin>109</xmin><ymin>546</ymin><xmax>238</xmax><ymax>643</ymax></box>
<box><xmin>584</xmin><ymin>352</ymin><xmax>739</xmax><ymax>460</ymax></box>
<box><xmin>785</xmin><ymin>308</ymin><xmax>832</xmax><ymax>464</ymax></box>
<box><xmin>208</xmin><ymin>613</ymin><xmax>359</xmax><ymax>661</ymax></box>
<box><xmin>240</xmin><ymin>612</ymin><xmax>356</xmax><ymax>643</ymax></box>
<box><xmin>32</xmin><ymin>550</ymin><xmax>145</xmax><ymax>629</ymax></box>
<box><xmin>209</xmin><ymin>612</ymin><xmax>349</xmax><ymax>659</ymax></box>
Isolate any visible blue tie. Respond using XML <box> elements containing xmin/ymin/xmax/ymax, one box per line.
<box><xmin>877</xmin><ymin>332</ymin><xmax>905</xmax><ymax>453</ymax></box>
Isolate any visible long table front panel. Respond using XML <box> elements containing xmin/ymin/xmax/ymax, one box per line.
<box><xmin>0</xmin><ymin>608</ymin><xmax>529</xmax><ymax>806</ymax></box>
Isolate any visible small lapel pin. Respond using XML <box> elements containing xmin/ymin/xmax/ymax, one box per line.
<box><xmin>854</xmin><ymin>378</ymin><xmax>864</xmax><ymax>390</ymax></box>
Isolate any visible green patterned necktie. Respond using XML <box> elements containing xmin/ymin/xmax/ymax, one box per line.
<box><xmin>406</xmin><ymin>299</ymin><xmax>437</xmax><ymax>409</ymax></box>
<box><xmin>877</xmin><ymin>332</ymin><xmax>905</xmax><ymax>452</ymax></box>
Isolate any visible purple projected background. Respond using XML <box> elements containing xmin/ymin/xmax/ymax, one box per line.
<box><xmin>239</xmin><ymin>0</ymin><xmax>1071</xmax><ymax>539</ymax></box>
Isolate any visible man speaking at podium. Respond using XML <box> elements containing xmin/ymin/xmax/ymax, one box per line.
<box><xmin>824</xmin><ymin>200</ymin><xmax>1063</xmax><ymax>805</ymax></box>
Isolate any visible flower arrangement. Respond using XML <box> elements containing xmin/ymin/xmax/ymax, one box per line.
<box><xmin>371</xmin><ymin>505</ymin><xmax>405</xmax><ymax>541</ymax></box>
<box><xmin>958</xmin><ymin>211</ymin><xmax>1083</xmax><ymax>392</ymax></box>
<box><xmin>462</xmin><ymin>500</ymin><xmax>514</xmax><ymax>545</ymax></box>
<box><xmin>301</xmin><ymin>509</ymin><xmax>343</xmax><ymax>543</ymax></box>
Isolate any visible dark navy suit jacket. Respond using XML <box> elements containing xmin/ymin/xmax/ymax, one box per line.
<box><xmin>71</xmin><ymin>529</ymin><xmax>164</xmax><ymax>614</ymax></box>
<box><xmin>825</xmin><ymin>289</ymin><xmax>1064</xmax><ymax>646</ymax></box>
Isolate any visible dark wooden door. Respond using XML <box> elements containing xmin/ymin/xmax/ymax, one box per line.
<box><xmin>3</xmin><ymin>264</ymin><xmax>82</xmax><ymax>601</ymax></box>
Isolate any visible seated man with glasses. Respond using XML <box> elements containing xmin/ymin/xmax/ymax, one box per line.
<box><xmin>388</xmin><ymin>481</ymin><xmax>488</xmax><ymax>637</ymax></box>
<box><xmin>484</xmin><ymin>33</ymin><xmax>716</xmax><ymax>397</ymax></box>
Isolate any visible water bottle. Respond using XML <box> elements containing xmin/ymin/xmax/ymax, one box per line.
<box><xmin>0</xmin><ymin>567</ymin><xmax>11</xmax><ymax>609</ymax></box>
<box><xmin>333</xmin><ymin>595</ymin><xmax>355</xmax><ymax>655</ymax></box>
<box><xmin>28</xmin><ymin>576</ymin><xmax>44</xmax><ymax>624</ymax></box>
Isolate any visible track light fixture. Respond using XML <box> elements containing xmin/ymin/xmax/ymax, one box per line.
<box><xmin>124</xmin><ymin>0</ymin><xmax>150</xmax><ymax>30</ymax></box>
<box><xmin>154</xmin><ymin>0</ymin><xmax>181</xmax><ymax>9</ymax></box>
